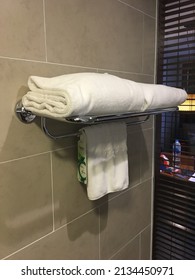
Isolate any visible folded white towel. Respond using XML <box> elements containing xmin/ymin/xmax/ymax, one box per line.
<box><xmin>22</xmin><ymin>73</ymin><xmax>145</xmax><ymax>119</ymax></box>
<box><xmin>22</xmin><ymin>72</ymin><xmax>187</xmax><ymax>119</ymax></box>
<box><xmin>79</xmin><ymin>122</ymin><xmax>129</xmax><ymax>200</ymax></box>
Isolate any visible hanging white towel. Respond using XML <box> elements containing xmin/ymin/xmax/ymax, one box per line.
<box><xmin>79</xmin><ymin>122</ymin><xmax>129</xmax><ymax>200</ymax></box>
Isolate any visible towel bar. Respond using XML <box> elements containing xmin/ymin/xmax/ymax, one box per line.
<box><xmin>15</xmin><ymin>100</ymin><xmax>178</xmax><ymax>140</ymax></box>
<box><xmin>40</xmin><ymin>115</ymin><xmax>151</xmax><ymax>140</ymax></box>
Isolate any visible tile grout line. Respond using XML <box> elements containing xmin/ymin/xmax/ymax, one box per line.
<box><xmin>2</xmin><ymin>230</ymin><xmax>54</xmax><ymax>260</ymax></box>
<box><xmin>142</xmin><ymin>14</ymin><xmax>145</xmax><ymax>74</ymax></box>
<box><xmin>50</xmin><ymin>152</ymin><xmax>55</xmax><ymax>232</ymax></box>
<box><xmin>0</xmin><ymin>126</ymin><xmax>153</xmax><ymax>165</ymax></box>
<box><xmin>98</xmin><ymin>207</ymin><xmax>101</xmax><ymax>260</ymax></box>
<box><xmin>153</xmin><ymin>0</ymin><xmax>158</xmax><ymax>84</ymax></box>
<box><xmin>2</xmin><ymin>207</ymin><xmax>98</xmax><ymax>260</ymax></box>
<box><xmin>97</xmin><ymin>67</ymin><xmax>153</xmax><ymax>77</ymax></box>
<box><xmin>42</xmin><ymin>0</ymin><xmax>48</xmax><ymax>62</ymax></box>
<box><xmin>0</xmin><ymin>55</ymin><xmax>98</xmax><ymax>70</ymax></box>
<box><xmin>3</xmin><ymin>191</ymin><xmax>152</xmax><ymax>260</ymax></box>
<box><xmin>139</xmin><ymin>135</ymin><xmax>142</xmax><ymax>185</ymax></box>
<box><xmin>118</xmin><ymin>0</ymin><xmax>156</xmax><ymax>19</ymax></box>
<box><xmin>101</xmin><ymin>177</ymin><xmax>152</xmax><ymax>209</ymax></box>
<box><xmin>0</xmin><ymin>145</ymin><xmax>76</xmax><ymax>165</ymax></box>
<box><xmin>109</xmin><ymin>224</ymin><xmax>150</xmax><ymax>260</ymax></box>
<box><xmin>0</xmin><ymin>55</ymin><xmax>96</xmax><ymax>71</ymax></box>
<box><xmin>127</xmin><ymin>126</ymin><xmax>153</xmax><ymax>138</ymax></box>
<box><xmin>0</xmin><ymin>55</ymin><xmax>154</xmax><ymax>77</ymax></box>
<box><xmin>139</xmin><ymin>233</ymin><xmax>142</xmax><ymax>259</ymax></box>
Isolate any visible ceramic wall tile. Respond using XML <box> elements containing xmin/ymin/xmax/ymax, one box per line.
<box><xmin>8</xmin><ymin>210</ymin><xmax>99</xmax><ymax>260</ymax></box>
<box><xmin>0</xmin><ymin>153</ymin><xmax>52</xmax><ymax>259</ymax></box>
<box><xmin>119</xmin><ymin>0</ymin><xmax>156</xmax><ymax>17</ymax></box>
<box><xmin>45</xmin><ymin>0</ymin><xmax>143</xmax><ymax>72</ymax></box>
<box><xmin>111</xmin><ymin>236</ymin><xmax>140</xmax><ymax>260</ymax></box>
<box><xmin>141</xmin><ymin>225</ymin><xmax>151</xmax><ymax>259</ymax></box>
<box><xmin>100</xmin><ymin>180</ymin><xmax>151</xmax><ymax>259</ymax></box>
<box><xmin>0</xmin><ymin>0</ymin><xmax>46</xmax><ymax>60</ymax></box>
<box><xmin>143</xmin><ymin>16</ymin><xmax>156</xmax><ymax>75</ymax></box>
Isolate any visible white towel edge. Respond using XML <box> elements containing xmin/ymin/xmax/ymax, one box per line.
<box><xmin>87</xmin><ymin>184</ymin><xmax>129</xmax><ymax>200</ymax></box>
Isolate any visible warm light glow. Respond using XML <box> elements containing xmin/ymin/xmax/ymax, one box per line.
<box><xmin>178</xmin><ymin>94</ymin><xmax>195</xmax><ymax>111</ymax></box>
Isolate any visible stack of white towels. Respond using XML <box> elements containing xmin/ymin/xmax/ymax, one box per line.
<box><xmin>22</xmin><ymin>72</ymin><xmax>187</xmax><ymax>200</ymax></box>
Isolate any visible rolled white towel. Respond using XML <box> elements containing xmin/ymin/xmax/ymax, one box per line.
<box><xmin>22</xmin><ymin>72</ymin><xmax>187</xmax><ymax>119</ymax></box>
<box><xmin>22</xmin><ymin>73</ymin><xmax>145</xmax><ymax>119</ymax></box>
<box><xmin>139</xmin><ymin>82</ymin><xmax>187</xmax><ymax>110</ymax></box>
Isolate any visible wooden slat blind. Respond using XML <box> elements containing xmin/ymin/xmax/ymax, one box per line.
<box><xmin>158</xmin><ymin>0</ymin><xmax>195</xmax><ymax>92</ymax></box>
<box><xmin>153</xmin><ymin>0</ymin><xmax>195</xmax><ymax>260</ymax></box>
<box><xmin>154</xmin><ymin>175</ymin><xmax>195</xmax><ymax>259</ymax></box>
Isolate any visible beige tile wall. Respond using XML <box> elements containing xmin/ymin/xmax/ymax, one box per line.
<box><xmin>0</xmin><ymin>0</ymin><xmax>156</xmax><ymax>259</ymax></box>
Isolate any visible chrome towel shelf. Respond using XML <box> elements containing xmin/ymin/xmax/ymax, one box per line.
<box><xmin>40</xmin><ymin>115</ymin><xmax>151</xmax><ymax>140</ymax></box>
<box><xmin>15</xmin><ymin>100</ymin><xmax>178</xmax><ymax>140</ymax></box>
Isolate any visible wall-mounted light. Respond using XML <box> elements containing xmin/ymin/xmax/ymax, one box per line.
<box><xmin>178</xmin><ymin>94</ymin><xmax>195</xmax><ymax>111</ymax></box>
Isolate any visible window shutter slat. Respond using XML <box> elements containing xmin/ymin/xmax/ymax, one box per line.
<box><xmin>154</xmin><ymin>0</ymin><xmax>195</xmax><ymax>260</ymax></box>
